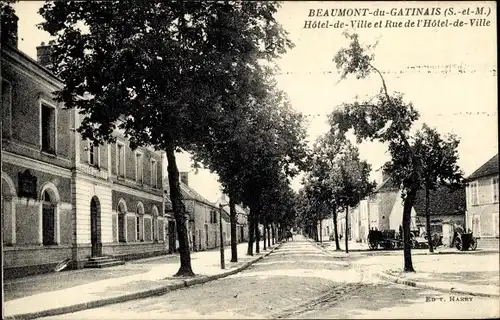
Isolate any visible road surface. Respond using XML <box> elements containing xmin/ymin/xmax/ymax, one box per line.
<box><xmin>43</xmin><ymin>235</ymin><xmax>498</xmax><ymax>319</ymax></box>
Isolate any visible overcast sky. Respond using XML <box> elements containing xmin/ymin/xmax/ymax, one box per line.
<box><xmin>14</xmin><ymin>1</ymin><xmax>498</xmax><ymax>202</ymax></box>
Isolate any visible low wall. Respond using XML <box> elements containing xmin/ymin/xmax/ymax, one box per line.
<box><xmin>4</xmin><ymin>246</ymin><xmax>73</xmax><ymax>279</ymax></box>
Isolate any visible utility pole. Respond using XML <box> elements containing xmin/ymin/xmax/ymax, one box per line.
<box><xmin>219</xmin><ymin>204</ymin><xmax>225</xmax><ymax>269</ymax></box>
<box><xmin>345</xmin><ymin>206</ymin><xmax>349</xmax><ymax>254</ymax></box>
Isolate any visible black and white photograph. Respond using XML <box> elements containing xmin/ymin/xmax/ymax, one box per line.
<box><xmin>1</xmin><ymin>1</ymin><xmax>498</xmax><ymax>319</ymax></box>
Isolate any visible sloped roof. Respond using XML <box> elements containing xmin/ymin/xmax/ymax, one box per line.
<box><xmin>214</xmin><ymin>197</ymin><xmax>249</xmax><ymax>224</ymax></box>
<box><xmin>467</xmin><ymin>154</ymin><xmax>499</xmax><ymax>181</ymax></box>
<box><xmin>413</xmin><ymin>185</ymin><xmax>466</xmax><ymax>217</ymax></box>
<box><xmin>373</xmin><ymin>177</ymin><xmax>399</xmax><ymax>193</ymax></box>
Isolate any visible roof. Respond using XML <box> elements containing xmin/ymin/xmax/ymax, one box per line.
<box><xmin>373</xmin><ymin>177</ymin><xmax>399</xmax><ymax>193</ymax></box>
<box><xmin>467</xmin><ymin>154</ymin><xmax>499</xmax><ymax>181</ymax></box>
<box><xmin>214</xmin><ymin>196</ymin><xmax>249</xmax><ymax>224</ymax></box>
<box><xmin>413</xmin><ymin>185</ymin><xmax>466</xmax><ymax>217</ymax></box>
<box><xmin>2</xmin><ymin>44</ymin><xmax>63</xmax><ymax>86</ymax></box>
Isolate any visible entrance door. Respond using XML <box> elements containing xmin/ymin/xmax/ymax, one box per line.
<box><xmin>240</xmin><ymin>226</ymin><xmax>244</xmax><ymax>243</ymax></box>
<box><xmin>90</xmin><ymin>197</ymin><xmax>102</xmax><ymax>257</ymax></box>
<box><xmin>42</xmin><ymin>204</ymin><xmax>55</xmax><ymax>245</ymax></box>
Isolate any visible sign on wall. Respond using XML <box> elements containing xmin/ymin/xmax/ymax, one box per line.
<box><xmin>18</xmin><ymin>169</ymin><xmax>37</xmax><ymax>199</ymax></box>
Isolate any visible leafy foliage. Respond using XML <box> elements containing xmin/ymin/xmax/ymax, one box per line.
<box><xmin>1</xmin><ymin>0</ymin><xmax>18</xmax><ymax>46</ymax></box>
<box><xmin>414</xmin><ymin>124</ymin><xmax>464</xmax><ymax>190</ymax></box>
<box><xmin>38</xmin><ymin>1</ymin><xmax>295</xmax><ymax>275</ymax></box>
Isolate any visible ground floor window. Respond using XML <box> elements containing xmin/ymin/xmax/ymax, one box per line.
<box><xmin>118</xmin><ymin>202</ymin><xmax>127</xmax><ymax>242</ymax></box>
<box><xmin>493</xmin><ymin>213</ymin><xmax>499</xmax><ymax>237</ymax></box>
<box><xmin>472</xmin><ymin>215</ymin><xmax>481</xmax><ymax>237</ymax></box>
<box><xmin>136</xmin><ymin>203</ymin><xmax>144</xmax><ymax>241</ymax></box>
<box><xmin>42</xmin><ymin>191</ymin><xmax>56</xmax><ymax>245</ymax></box>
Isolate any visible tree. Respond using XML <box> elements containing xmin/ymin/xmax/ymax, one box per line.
<box><xmin>414</xmin><ymin>124</ymin><xmax>464</xmax><ymax>252</ymax></box>
<box><xmin>191</xmin><ymin>83</ymin><xmax>309</xmax><ymax>257</ymax></box>
<box><xmin>1</xmin><ymin>0</ymin><xmax>18</xmax><ymax>47</ymax></box>
<box><xmin>39</xmin><ymin>1</ymin><xmax>292</xmax><ymax>276</ymax></box>
<box><xmin>330</xmin><ymin>32</ymin><xmax>421</xmax><ymax>271</ymax></box>
<box><xmin>332</xmin><ymin>142</ymin><xmax>375</xmax><ymax>253</ymax></box>
<box><xmin>307</xmin><ymin>131</ymin><xmax>348</xmax><ymax>248</ymax></box>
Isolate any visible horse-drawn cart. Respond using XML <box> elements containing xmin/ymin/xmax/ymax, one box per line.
<box><xmin>452</xmin><ymin>225</ymin><xmax>477</xmax><ymax>251</ymax></box>
<box><xmin>367</xmin><ymin>229</ymin><xmax>403</xmax><ymax>250</ymax></box>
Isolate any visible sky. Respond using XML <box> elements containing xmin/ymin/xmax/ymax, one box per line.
<box><xmin>13</xmin><ymin>1</ymin><xmax>498</xmax><ymax>202</ymax></box>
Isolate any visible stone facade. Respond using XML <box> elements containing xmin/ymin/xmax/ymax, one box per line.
<box><xmin>465</xmin><ymin>154</ymin><xmax>499</xmax><ymax>248</ymax></box>
<box><xmin>1</xmin><ymin>42</ymin><xmax>167</xmax><ymax>278</ymax></box>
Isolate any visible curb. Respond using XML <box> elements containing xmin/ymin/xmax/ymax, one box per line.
<box><xmin>5</xmin><ymin>243</ymin><xmax>283</xmax><ymax>320</ymax></box>
<box><xmin>376</xmin><ymin>271</ymin><xmax>500</xmax><ymax>298</ymax></box>
<box><xmin>311</xmin><ymin>238</ymin><xmax>500</xmax><ymax>299</ymax></box>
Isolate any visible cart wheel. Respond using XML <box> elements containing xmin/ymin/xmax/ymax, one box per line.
<box><xmin>470</xmin><ymin>238</ymin><xmax>478</xmax><ymax>251</ymax></box>
<box><xmin>455</xmin><ymin>238</ymin><xmax>463</xmax><ymax>251</ymax></box>
<box><xmin>368</xmin><ymin>240</ymin><xmax>378</xmax><ymax>250</ymax></box>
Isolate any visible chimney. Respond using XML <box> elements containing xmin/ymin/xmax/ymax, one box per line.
<box><xmin>180</xmin><ymin>172</ymin><xmax>189</xmax><ymax>186</ymax></box>
<box><xmin>1</xmin><ymin>10</ymin><xmax>18</xmax><ymax>47</ymax></box>
<box><xmin>36</xmin><ymin>41</ymin><xmax>55</xmax><ymax>69</ymax></box>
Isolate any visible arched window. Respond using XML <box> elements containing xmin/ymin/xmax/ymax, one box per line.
<box><xmin>42</xmin><ymin>190</ymin><xmax>56</xmax><ymax>245</ymax></box>
<box><xmin>136</xmin><ymin>202</ymin><xmax>144</xmax><ymax>241</ymax></box>
<box><xmin>152</xmin><ymin>206</ymin><xmax>159</xmax><ymax>242</ymax></box>
<box><xmin>2</xmin><ymin>173</ymin><xmax>16</xmax><ymax>246</ymax></box>
<box><xmin>118</xmin><ymin>200</ymin><xmax>127</xmax><ymax>243</ymax></box>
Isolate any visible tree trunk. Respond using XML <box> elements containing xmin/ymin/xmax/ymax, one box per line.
<box><xmin>314</xmin><ymin>222</ymin><xmax>319</xmax><ymax>242</ymax></box>
<box><xmin>319</xmin><ymin>218</ymin><xmax>323</xmax><ymax>243</ymax></box>
<box><xmin>229</xmin><ymin>198</ymin><xmax>238</xmax><ymax>262</ymax></box>
<box><xmin>403</xmin><ymin>188</ymin><xmax>417</xmax><ymax>272</ymax></box>
<box><xmin>263</xmin><ymin>219</ymin><xmax>267</xmax><ymax>250</ymax></box>
<box><xmin>267</xmin><ymin>224</ymin><xmax>271</xmax><ymax>247</ymax></box>
<box><xmin>271</xmin><ymin>223</ymin><xmax>275</xmax><ymax>245</ymax></box>
<box><xmin>247</xmin><ymin>210</ymin><xmax>254</xmax><ymax>256</ymax></box>
<box><xmin>255</xmin><ymin>211</ymin><xmax>260</xmax><ymax>254</ymax></box>
<box><xmin>332</xmin><ymin>205</ymin><xmax>341</xmax><ymax>250</ymax></box>
<box><xmin>166</xmin><ymin>145</ymin><xmax>194</xmax><ymax>277</ymax></box>
<box><xmin>345</xmin><ymin>207</ymin><xmax>349</xmax><ymax>254</ymax></box>
<box><xmin>425</xmin><ymin>186</ymin><xmax>434</xmax><ymax>253</ymax></box>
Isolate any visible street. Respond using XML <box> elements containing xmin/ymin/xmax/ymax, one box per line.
<box><xmin>42</xmin><ymin>235</ymin><xmax>498</xmax><ymax>319</ymax></box>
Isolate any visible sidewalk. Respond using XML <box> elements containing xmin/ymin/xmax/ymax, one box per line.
<box><xmin>4</xmin><ymin>240</ymin><xmax>280</xmax><ymax>320</ymax></box>
<box><xmin>315</xmin><ymin>239</ymin><xmax>499</xmax><ymax>297</ymax></box>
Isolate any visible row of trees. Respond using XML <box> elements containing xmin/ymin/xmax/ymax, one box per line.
<box><xmin>1</xmin><ymin>1</ymin><xmax>309</xmax><ymax>276</ymax></box>
<box><xmin>298</xmin><ymin>32</ymin><xmax>464</xmax><ymax>272</ymax></box>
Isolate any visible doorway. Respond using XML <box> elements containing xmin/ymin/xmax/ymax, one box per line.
<box><xmin>90</xmin><ymin>196</ymin><xmax>102</xmax><ymax>257</ymax></box>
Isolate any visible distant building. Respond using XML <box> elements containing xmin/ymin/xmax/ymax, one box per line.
<box><xmin>163</xmin><ymin>175</ymin><xmax>246</xmax><ymax>253</ymax></box>
<box><xmin>413</xmin><ymin>185</ymin><xmax>466</xmax><ymax>235</ymax></box>
<box><xmin>214</xmin><ymin>194</ymin><xmax>250</xmax><ymax>244</ymax></box>
<box><xmin>465</xmin><ymin>154</ymin><xmax>499</xmax><ymax>248</ymax></box>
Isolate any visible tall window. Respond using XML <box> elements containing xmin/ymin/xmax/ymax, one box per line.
<box><xmin>88</xmin><ymin>141</ymin><xmax>99</xmax><ymax>167</ymax></box>
<box><xmin>210</xmin><ymin>210</ymin><xmax>217</xmax><ymax>224</ymax></box>
<box><xmin>41</xmin><ymin>104</ymin><xmax>56</xmax><ymax>153</ymax></box>
<box><xmin>493</xmin><ymin>177</ymin><xmax>499</xmax><ymax>203</ymax></box>
<box><xmin>2</xmin><ymin>80</ymin><xmax>12</xmax><ymax>138</ymax></box>
<box><xmin>42</xmin><ymin>191</ymin><xmax>56</xmax><ymax>245</ymax></box>
<box><xmin>116</xmin><ymin>143</ymin><xmax>125</xmax><ymax>178</ymax></box>
<box><xmin>136</xmin><ymin>204</ymin><xmax>144</xmax><ymax>241</ymax></box>
<box><xmin>135</xmin><ymin>152</ymin><xmax>143</xmax><ymax>183</ymax></box>
<box><xmin>470</xmin><ymin>182</ymin><xmax>479</xmax><ymax>205</ymax></box>
<box><xmin>118</xmin><ymin>202</ymin><xmax>127</xmax><ymax>242</ymax></box>
<box><xmin>493</xmin><ymin>214</ymin><xmax>499</xmax><ymax>237</ymax></box>
<box><xmin>152</xmin><ymin>207</ymin><xmax>159</xmax><ymax>241</ymax></box>
<box><xmin>151</xmin><ymin>159</ymin><xmax>158</xmax><ymax>188</ymax></box>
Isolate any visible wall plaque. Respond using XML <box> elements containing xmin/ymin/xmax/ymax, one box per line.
<box><xmin>18</xmin><ymin>169</ymin><xmax>37</xmax><ymax>199</ymax></box>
